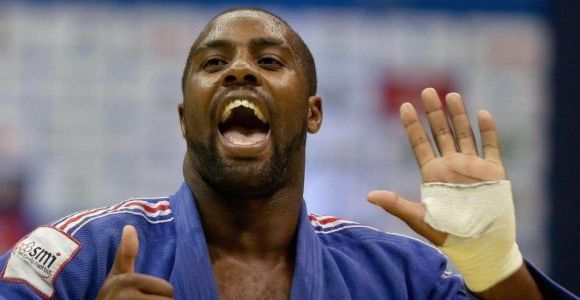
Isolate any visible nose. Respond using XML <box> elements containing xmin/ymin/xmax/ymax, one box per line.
<box><xmin>222</xmin><ymin>58</ymin><xmax>261</xmax><ymax>87</ymax></box>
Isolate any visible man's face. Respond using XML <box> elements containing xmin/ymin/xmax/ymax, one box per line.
<box><xmin>179</xmin><ymin>11</ymin><xmax>322</xmax><ymax>197</ymax></box>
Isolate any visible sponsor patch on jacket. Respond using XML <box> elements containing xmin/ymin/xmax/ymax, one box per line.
<box><xmin>2</xmin><ymin>226</ymin><xmax>81</xmax><ymax>298</ymax></box>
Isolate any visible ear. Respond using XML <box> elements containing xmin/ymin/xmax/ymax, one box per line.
<box><xmin>307</xmin><ymin>96</ymin><xmax>323</xmax><ymax>134</ymax></box>
<box><xmin>178</xmin><ymin>102</ymin><xmax>187</xmax><ymax>139</ymax></box>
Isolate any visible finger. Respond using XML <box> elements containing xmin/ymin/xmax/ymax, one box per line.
<box><xmin>421</xmin><ymin>88</ymin><xmax>456</xmax><ymax>155</ymax></box>
<box><xmin>478</xmin><ymin>110</ymin><xmax>503</xmax><ymax>165</ymax></box>
<box><xmin>400</xmin><ymin>102</ymin><xmax>436</xmax><ymax>168</ymax></box>
<box><xmin>114</xmin><ymin>273</ymin><xmax>174</xmax><ymax>297</ymax></box>
<box><xmin>110</xmin><ymin>225</ymin><xmax>139</xmax><ymax>275</ymax></box>
<box><xmin>137</xmin><ymin>296</ymin><xmax>173</xmax><ymax>300</ymax></box>
<box><xmin>367</xmin><ymin>190</ymin><xmax>447</xmax><ymax>246</ymax></box>
<box><xmin>446</xmin><ymin>92</ymin><xmax>478</xmax><ymax>155</ymax></box>
<box><xmin>110</xmin><ymin>289</ymin><xmax>173</xmax><ymax>300</ymax></box>
<box><xmin>111</xmin><ymin>290</ymin><xmax>173</xmax><ymax>300</ymax></box>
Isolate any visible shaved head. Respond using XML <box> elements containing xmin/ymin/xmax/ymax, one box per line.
<box><xmin>181</xmin><ymin>8</ymin><xmax>317</xmax><ymax>96</ymax></box>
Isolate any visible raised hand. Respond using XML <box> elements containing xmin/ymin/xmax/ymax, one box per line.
<box><xmin>97</xmin><ymin>225</ymin><xmax>174</xmax><ymax>300</ymax></box>
<box><xmin>367</xmin><ymin>88</ymin><xmax>507</xmax><ymax>246</ymax></box>
<box><xmin>367</xmin><ymin>88</ymin><xmax>543</xmax><ymax>298</ymax></box>
<box><xmin>403</xmin><ymin>87</ymin><xmax>506</xmax><ymax>184</ymax></box>
<box><xmin>368</xmin><ymin>88</ymin><xmax>485</xmax><ymax>245</ymax></box>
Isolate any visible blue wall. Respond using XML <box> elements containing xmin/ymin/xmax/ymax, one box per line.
<box><xmin>23</xmin><ymin>0</ymin><xmax>547</xmax><ymax>14</ymax></box>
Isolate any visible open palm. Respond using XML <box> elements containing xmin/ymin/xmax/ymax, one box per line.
<box><xmin>403</xmin><ymin>88</ymin><xmax>506</xmax><ymax>183</ymax></box>
<box><xmin>368</xmin><ymin>88</ymin><xmax>507</xmax><ymax>246</ymax></box>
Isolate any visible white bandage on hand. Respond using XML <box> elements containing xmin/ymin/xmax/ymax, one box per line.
<box><xmin>421</xmin><ymin>180</ymin><xmax>523</xmax><ymax>292</ymax></box>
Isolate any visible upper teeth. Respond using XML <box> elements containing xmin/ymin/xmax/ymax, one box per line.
<box><xmin>220</xmin><ymin>99</ymin><xmax>267</xmax><ymax>123</ymax></box>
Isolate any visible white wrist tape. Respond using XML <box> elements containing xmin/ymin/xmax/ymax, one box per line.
<box><xmin>421</xmin><ymin>180</ymin><xmax>523</xmax><ymax>292</ymax></box>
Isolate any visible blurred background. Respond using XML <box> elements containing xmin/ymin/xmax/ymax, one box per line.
<box><xmin>0</xmin><ymin>0</ymin><xmax>578</xmax><ymax>294</ymax></box>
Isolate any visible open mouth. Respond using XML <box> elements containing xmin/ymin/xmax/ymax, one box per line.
<box><xmin>218</xmin><ymin>99</ymin><xmax>270</xmax><ymax>147</ymax></box>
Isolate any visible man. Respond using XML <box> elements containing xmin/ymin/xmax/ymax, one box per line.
<box><xmin>0</xmin><ymin>8</ymin><xmax>576</xmax><ymax>299</ymax></box>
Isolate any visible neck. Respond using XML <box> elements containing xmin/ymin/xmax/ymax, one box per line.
<box><xmin>183</xmin><ymin>153</ymin><xmax>305</xmax><ymax>259</ymax></box>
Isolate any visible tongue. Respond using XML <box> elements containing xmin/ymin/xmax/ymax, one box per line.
<box><xmin>222</xmin><ymin>126</ymin><xmax>267</xmax><ymax>145</ymax></box>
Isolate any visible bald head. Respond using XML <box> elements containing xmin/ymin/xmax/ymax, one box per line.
<box><xmin>181</xmin><ymin>8</ymin><xmax>317</xmax><ymax>96</ymax></box>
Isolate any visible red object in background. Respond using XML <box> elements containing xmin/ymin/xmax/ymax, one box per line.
<box><xmin>0</xmin><ymin>210</ymin><xmax>28</xmax><ymax>253</ymax></box>
<box><xmin>381</xmin><ymin>70</ymin><xmax>456</xmax><ymax>116</ymax></box>
<box><xmin>0</xmin><ymin>178</ymin><xmax>29</xmax><ymax>253</ymax></box>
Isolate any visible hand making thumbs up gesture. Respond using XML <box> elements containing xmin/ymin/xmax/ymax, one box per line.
<box><xmin>97</xmin><ymin>225</ymin><xmax>174</xmax><ymax>300</ymax></box>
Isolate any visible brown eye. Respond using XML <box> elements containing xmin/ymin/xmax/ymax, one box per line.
<box><xmin>203</xmin><ymin>58</ymin><xmax>227</xmax><ymax>70</ymax></box>
<box><xmin>258</xmin><ymin>57</ymin><xmax>282</xmax><ymax>70</ymax></box>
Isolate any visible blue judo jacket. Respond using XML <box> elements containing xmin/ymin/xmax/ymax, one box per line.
<box><xmin>0</xmin><ymin>182</ymin><xmax>576</xmax><ymax>299</ymax></box>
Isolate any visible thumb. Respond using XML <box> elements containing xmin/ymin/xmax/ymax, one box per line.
<box><xmin>367</xmin><ymin>190</ymin><xmax>447</xmax><ymax>246</ymax></box>
<box><xmin>110</xmin><ymin>225</ymin><xmax>139</xmax><ymax>275</ymax></box>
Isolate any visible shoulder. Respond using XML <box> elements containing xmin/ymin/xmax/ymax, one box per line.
<box><xmin>1</xmin><ymin>196</ymin><xmax>176</xmax><ymax>299</ymax></box>
<box><xmin>309</xmin><ymin>213</ymin><xmax>439</xmax><ymax>255</ymax></box>
<box><xmin>309</xmin><ymin>214</ymin><xmax>467</xmax><ymax>298</ymax></box>
<box><xmin>309</xmin><ymin>213</ymin><xmax>444</xmax><ymax>267</ymax></box>
<box><xmin>52</xmin><ymin>196</ymin><xmax>174</xmax><ymax>239</ymax></box>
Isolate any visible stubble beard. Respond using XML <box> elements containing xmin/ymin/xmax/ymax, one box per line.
<box><xmin>188</xmin><ymin>126</ymin><xmax>306</xmax><ymax>199</ymax></box>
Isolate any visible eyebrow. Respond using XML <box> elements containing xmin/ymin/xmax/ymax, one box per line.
<box><xmin>248</xmin><ymin>37</ymin><xmax>286</xmax><ymax>50</ymax></box>
<box><xmin>192</xmin><ymin>39</ymin><xmax>235</xmax><ymax>56</ymax></box>
<box><xmin>193</xmin><ymin>37</ymin><xmax>291</xmax><ymax>57</ymax></box>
